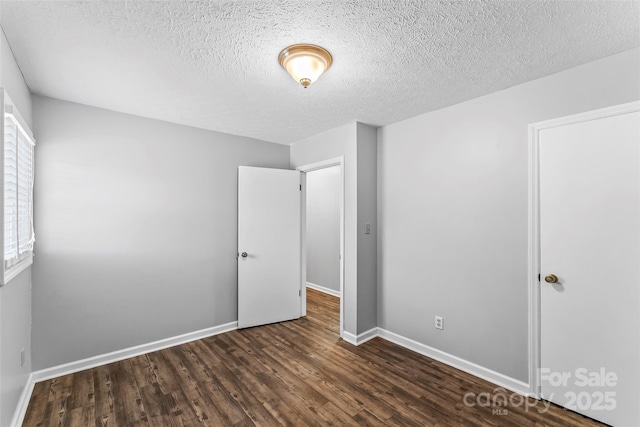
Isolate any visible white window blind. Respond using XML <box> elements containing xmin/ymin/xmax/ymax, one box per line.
<box><xmin>3</xmin><ymin>102</ymin><xmax>35</xmax><ymax>274</ymax></box>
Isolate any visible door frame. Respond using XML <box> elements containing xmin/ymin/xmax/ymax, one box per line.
<box><xmin>527</xmin><ymin>100</ymin><xmax>640</xmax><ymax>398</ymax></box>
<box><xmin>297</xmin><ymin>156</ymin><xmax>345</xmax><ymax>338</ymax></box>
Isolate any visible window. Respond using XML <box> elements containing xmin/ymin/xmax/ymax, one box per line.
<box><xmin>1</xmin><ymin>90</ymin><xmax>35</xmax><ymax>284</ymax></box>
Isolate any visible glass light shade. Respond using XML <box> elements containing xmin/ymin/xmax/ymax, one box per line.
<box><xmin>278</xmin><ymin>44</ymin><xmax>332</xmax><ymax>88</ymax></box>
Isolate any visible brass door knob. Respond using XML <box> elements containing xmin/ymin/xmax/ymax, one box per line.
<box><xmin>544</xmin><ymin>274</ymin><xmax>558</xmax><ymax>283</ymax></box>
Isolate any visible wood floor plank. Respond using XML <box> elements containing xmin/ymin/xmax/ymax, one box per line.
<box><xmin>160</xmin><ymin>346</ymin><xmax>212</xmax><ymax>423</ymax></box>
<box><xmin>22</xmin><ymin>381</ymin><xmax>49</xmax><ymax>427</ymax></box>
<box><xmin>92</xmin><ymin>364</ymin><xmax>115</xmax><ymax>418</ymax></box>
<box><xmin>221</xmin><ymin>330</ymin><xmax>333</xmax><ymax>415</ymax></box>
<box><xmin>313</xmin><ymin>401</ymin><xmax>359</xmax><ymax>426</ymax></box>
<box><xmin>128</xmin><ymin>354</ymin><xmax>153</xmax><ymax>389</ymax></box>
<box><xmin>24</xmin><ymin>288</ymin><xmax>605</xmax><ymax>426</ymax></box>
<box><xmin>67</xmin><ymin>369</ymin><xmax>94</xmax><ymax>411</ymax></box>
<box><xmin>110</xmin><ymin>360</ymin><xmax>149</xmax><ymax>425</ymax></box>
<box><xmin>257</xmin><ymin>343</ymin><xmax>362</xmax><ymax>417</ymax></box>
<box><xmin>202</xmin><ymin>335</ymin><xmax>298</xmax><ymax>425</ymax></box>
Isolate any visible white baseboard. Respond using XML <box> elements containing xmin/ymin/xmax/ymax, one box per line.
<box><xmin>11</xmin><ymin>321</ymin><xmax>238</xmax><ymax>427</ymax></box>
<box><xmin>11</xmin><ymin>377</ymin><xmax>35</xmax><ymax>427</ymax></box>
<box><xmin>341</xmin><ymin>331</ymin><xmax>357</xmax><ymax>345</ymax></box>
<box><xmin>376</xmin><ymin>328</ymin><xmax>531</xmax><ymax>396</ymax></box>
<box><xmin>341</xmin><ymin>327</ymin><xmax>378</xmax><ymax>346</ymax></box>
<box><xmin>306</xmin><ymin>282</ymin><xmax>341</xmax><ymax>298</ymax></box>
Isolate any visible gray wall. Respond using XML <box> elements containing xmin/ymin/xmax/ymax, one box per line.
<box><xmin>31</xmin><ymin>96</ymin><xmax>289</xmax><ymax>369</ymax></box>
<box><xmin>0</xmin><ymin>26</ymin><xmax>33</xmax><ymax>427</ymax></box>
<box><xmin>306</xmin><ymin>166</ymin><xmax>340</xmax><ymax>293</ymax></box>
<box><xmin>377</xmin><ymin>47</ymin><xmax>640</xmax><ymax>383</ymax></box>
<box><xmin>356</xmin><ymin>123</ymin><xmax>377</xmax><ymax>334</ymax></box>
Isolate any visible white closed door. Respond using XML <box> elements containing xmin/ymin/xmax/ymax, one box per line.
<box><xmin>238</xmin><ymin>166</ymin><xmax>301</xmax><ymax>329</ymax></box>
<box><xmin>539</xmin><ymin>109</ymin><xmax>640</xmax><ymax>426</ymax></box>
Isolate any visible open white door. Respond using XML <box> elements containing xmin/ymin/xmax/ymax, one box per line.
<box><xmin>238</xmin><ymin>166</ymin><xmax>301</xmax><ymax>329</ymax></box>
<box><xmin>538</xmin><ymin>107</ymin><xmax>640</xmax><ymax>426</ymax></box>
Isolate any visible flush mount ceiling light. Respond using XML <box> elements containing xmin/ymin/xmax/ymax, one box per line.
<box><xmin>278</xmin><ymin>44</ymin><xmax>333</xmax><ymax>88</ymax></box>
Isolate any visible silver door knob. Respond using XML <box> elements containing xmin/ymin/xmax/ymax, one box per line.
<box><xmin>241</xmin><ymin>252</ymin><xmax>248</xmax><ymax>258</ymax></box>
<box><xmin>544</xmin><ymin>274</ymin><xmax>558</xmax><ymax>283</ymax></box>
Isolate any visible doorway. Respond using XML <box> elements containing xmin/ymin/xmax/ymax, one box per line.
<box><xmin>297</xmin><ymin>157</ymin><xmax>345</xmax><ymax>338</ymax></box>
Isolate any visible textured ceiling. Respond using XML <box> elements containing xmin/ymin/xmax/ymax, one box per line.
<box><xmin>1</xmin><ymin>1</ymin><xmax>639</xmax><ymax>144</ymax></box>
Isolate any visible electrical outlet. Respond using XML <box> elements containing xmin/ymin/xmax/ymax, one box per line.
<box><xmin>435</xmin><ymin>316</ymin><xmax>444</xmax><ymax>330</ymax></box>
<box><xmin>20</xmin><ymin>348</ymin><xmax>25</xmax><ymax>367</ymax></box>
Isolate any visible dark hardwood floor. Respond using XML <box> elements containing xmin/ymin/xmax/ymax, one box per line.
<box><xmin>23</xmin><ymin>288</ymin><xmax>603</xmax><ymax>426</ymax></box>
